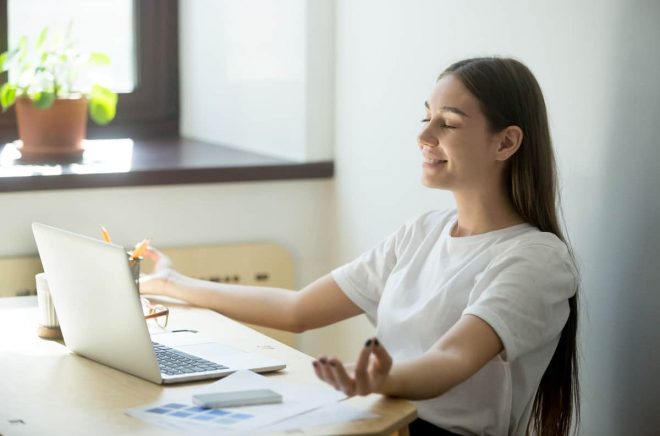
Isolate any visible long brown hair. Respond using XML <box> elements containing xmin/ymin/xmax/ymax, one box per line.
<box><xmin>440</xmin><ymin>57</ymin><xmax>580</xmax><ymax>436</ymax></box>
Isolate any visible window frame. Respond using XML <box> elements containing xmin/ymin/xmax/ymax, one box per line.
<box><xmin>0</xmin><ymin>0</ymin><xmax>179</xmax><ymax>143</ymax></box>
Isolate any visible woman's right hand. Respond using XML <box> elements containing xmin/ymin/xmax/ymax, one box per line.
<box><xmin>139</xmin><ymin>247</ymin><xmax>175</xmax><ymax>296</ymax></box>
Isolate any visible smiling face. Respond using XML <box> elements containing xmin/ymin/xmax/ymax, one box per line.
<box><xmin>418</xmin><ymin>74</ymin><xmax>506</xmax><ymax>192</ymax></box>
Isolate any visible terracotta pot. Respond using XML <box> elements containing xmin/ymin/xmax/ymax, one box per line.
<box><xmin>15</xmin><ymin>97</ymin><xmax>88</xmax><ymax>163</ymax></box>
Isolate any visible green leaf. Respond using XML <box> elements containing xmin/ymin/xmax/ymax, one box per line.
<box><xmin>17</xmin><ymin>36</ymin><xmax>28</xmax><ymax>63</ymax></box>
<box><xmin>91</xmin><ymin>84</ymin><xmax>118</xmax><ymax>103</ymax></box>
<box><xmin>89</xmin><ymin>96</ymin><xmax>116</xmax><ymax>125</ymax></box>
<box><xmin>33</xmin><ymin>91</ymin><xmax>55</xmax><ymax>110</ymax></box>
<box><xmin>3</xmin><ymin>47</ymin><xmax>20</xmax><ymax>71</ymax></box>
<box><xmin>36</xmin><ymin>27</ymin><xmax>49</xmax><ymax>49</ymax></box>
<box><xmin>0</xmin><ymin>49</ymin><xmax>20</xmax><ymax>74</ymax></box>
<box><xmin>89</xmin><ymin>85</ymin><xmax>117</xmax><ymax>125</ymax></box>
<box><xmin>19</xmin><ymin>61</ymin><xmax>33</xmax><ymax>77</ymax></box>
<box><xmin>0</xmin><ymin>83</ymin><xmax>17</xmax><ymax>110</ymax></box>
<box><xmin>89</xmin><ymin>52</ymin><xmax>111</xmax><ymax>65</ymax></box>
<box><xmin>0</xmin><ymin>52</ymin><xmax>7</xmax><ymax>72</ymax></box>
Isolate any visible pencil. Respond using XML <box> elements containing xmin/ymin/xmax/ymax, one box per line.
<box><xmin>130</xmin><ymin>238</ymin><xmax>150</xmax><ymax>260</ymax></box>
<box><xmin>101</xmin><ymin>226</ymin><xmax>112</xmax><ymax>243</ymax></box>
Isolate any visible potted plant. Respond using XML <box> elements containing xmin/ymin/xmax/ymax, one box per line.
<box><xmin>0</xmin><ymin>26</ymin><xmax>118</xmax><ymax>163</ymax></box>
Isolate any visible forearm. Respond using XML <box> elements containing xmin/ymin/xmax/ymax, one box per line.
<box><xmin>377</xmin><ymin>315</ymin><xmax>503</xmax><ymax>400</ymax></box>
<box><xmin>378</xmin><ymin>351</ymin><xmax>467</xmax><ymax>400</ymax></box>
<box><xmin>164</xmin><ymin>271</ymin><xmax>300</xmax><ymax>332</ymax></box>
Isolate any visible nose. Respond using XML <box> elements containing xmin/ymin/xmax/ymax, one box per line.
<box><xmin>417</xmin><ymin>127</ymin><xmax>438</xmax><ymax>150</ymax></box>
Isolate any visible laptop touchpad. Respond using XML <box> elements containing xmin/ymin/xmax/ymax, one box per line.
<box><xmin>177</xmin><ymin>342</ymin><xmax>247</xmax><ymax>360</ymax></box>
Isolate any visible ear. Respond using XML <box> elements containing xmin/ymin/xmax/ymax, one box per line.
<box><xmin>494</xmin><ymin>125</ymin><xmax>523</xmax><ymax>161</ymax></box>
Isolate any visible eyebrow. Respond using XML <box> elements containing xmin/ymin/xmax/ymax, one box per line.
<box><xmin>424</xmin><ymin>101</ymin><xmax>470</xmax><ymax>118</ymax></box>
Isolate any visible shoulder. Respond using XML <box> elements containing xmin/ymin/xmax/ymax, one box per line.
<box><xmin>495</xmin><ymin>230</ymin><xmax>578</xmax><ymax>290</ymax></box>
<box><xmin>506</xmin><ymin>230</ymin><xmax>571</xmax><ymax>258</ymax></box>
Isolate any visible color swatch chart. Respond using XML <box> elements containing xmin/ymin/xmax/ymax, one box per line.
<box><xmin>145</xmin><ymin>402</ymin><xmax>254</xmax><ymax>427</ymax></box>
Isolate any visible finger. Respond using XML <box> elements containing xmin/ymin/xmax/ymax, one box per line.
<box><xmin>142</xmin><ymin>247</ymin><xmax>160</xmax><ymax>261</ymax></box>
<box><xmin>144</xmin><ymin>247</ymin><xmax>173</xmax><ymax>270</ymax></box>
<box><xmin>318</xmin><ymin>356</ymin><xmax>340</xmax><ymax>390</ymax></box>
<box><xmin>354</xmin><ymin>338</ymin><xmax>374</xmax><ymax>395</ymax></box>
<box><xmin>312</xmin><ymin>360</ymin><xmax>324</xmax><ymax>380</ymax></box>
<box><xmin>328</xmin><ymin>358</ymin><xmax>356</xmax><ymax>396</ymax></box>
<box><xmin>314</xmin><ymin>357</ymin><xmax>330</xmax><ymax>382</ymax></box>
<box><xmin>370</xmin><ymin>338</ymin><xmax>393</xmax><ymax>373</ymax></box>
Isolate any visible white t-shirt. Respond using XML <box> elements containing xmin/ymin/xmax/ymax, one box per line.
<box><xmin>331</xmin><ymin>209</ymin><xmax>577</xmax><ymax>436</ymax></box>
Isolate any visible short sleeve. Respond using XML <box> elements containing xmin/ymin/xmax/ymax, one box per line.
<box><xmin>462</xmin><ymin>242</ymin><xmax>577</xmax><ymax>362</ymax></box>
<box><xmin>331</xmin><ymin>221</ymin><xmax>413</xmax><ymax>324</ymax></box>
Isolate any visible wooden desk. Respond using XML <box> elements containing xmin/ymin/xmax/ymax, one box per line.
<box><xmin>0</xmin><ymin>297</ymin><xmax>415</xmax><ymax>435</ymax></box>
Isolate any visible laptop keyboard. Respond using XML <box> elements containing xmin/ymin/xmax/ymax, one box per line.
<box><xmin>152</xmin><ymin>342</ymin><xmax>229</xmax><ymax>376</ymax></box>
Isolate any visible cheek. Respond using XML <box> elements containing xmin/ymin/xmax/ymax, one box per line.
<box><xmin>451</xmin><ymin>131</ymin><xmax>492</xmax><ymax>163</ymax></box>
<box><xmin>444</xmin><ymin>135</ymin><xmax>475</xmax><ymax>163</ymax></box>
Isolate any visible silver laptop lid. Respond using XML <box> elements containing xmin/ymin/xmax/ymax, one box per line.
<box><xmin>32</xmin><ymin>223</ymin><xmax>162</xmax><ymax>384</ymax></box>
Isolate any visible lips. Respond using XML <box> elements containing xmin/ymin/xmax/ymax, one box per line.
<box><xmin>423</xmin><ymin>157</ymin><xmax>447</xmax><ymax>164</ymax></box>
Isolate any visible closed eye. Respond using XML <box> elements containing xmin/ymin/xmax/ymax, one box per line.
<box><xmin>420</xmin><ymin>118</ymin><xmax>455</xmax><ymax>129</ymax></box>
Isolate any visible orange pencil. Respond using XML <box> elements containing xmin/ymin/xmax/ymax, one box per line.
<box><xmin>101</xmin><ymin>226</ymin><xmax>112</xmax><ymax>243</ymax></box>
<box><xmin>130</xmin><ymin>238</ymin><xmax>150</xmax><ymax>260</ymax></box>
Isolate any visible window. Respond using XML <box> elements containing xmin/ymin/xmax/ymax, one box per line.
<box><xmin>8</xmin><ymin>0</ymin><xmax>137</xmax><ymax>93</ymax></box>
<box><xmin>0</xmin><ymin>0</ymin><xmax>179</xmax><ymax>142</ymax></box>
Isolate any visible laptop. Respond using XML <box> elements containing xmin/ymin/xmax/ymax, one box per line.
<box><xmin>32</xmin><ymin>222</ymin><xmax>286</xmax><ymax>384</ymax></box>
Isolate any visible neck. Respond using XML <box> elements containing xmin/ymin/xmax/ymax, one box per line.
<box><xmin>451</xmin><ymin>185</ymin><xmax>524</xmax><ymax>237</ymax></box>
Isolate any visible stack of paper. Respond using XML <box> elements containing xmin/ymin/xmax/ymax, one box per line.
<box><xmin>127</xmin><ymin>370</ymin><xmax>377</xmax><ymax>434</ymax></box>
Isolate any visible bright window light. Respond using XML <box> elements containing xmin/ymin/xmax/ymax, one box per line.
<box><xmin>8</xmin><ymin>0</ymin><xmax>136</xmax><ymax>93</ymax></box>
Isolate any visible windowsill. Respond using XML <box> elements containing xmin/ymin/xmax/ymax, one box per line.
<box><xmin>0</xmin><ymin>137</ymin><xmax>334</xmax><ymax>193</ymax></box>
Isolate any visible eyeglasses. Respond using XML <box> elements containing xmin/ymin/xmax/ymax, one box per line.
<box><xmin>141</xmin><ymin>297</ymin><xmax>169</xmax><ymax>329</ymax></box>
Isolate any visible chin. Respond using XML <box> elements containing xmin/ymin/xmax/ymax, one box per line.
<box><xmin>421</xmin><ymin>176</ymin><xmax>448</xmax><ymax>190</ymax></box>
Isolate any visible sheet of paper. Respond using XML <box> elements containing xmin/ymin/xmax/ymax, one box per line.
<box><xmin>266</xmin><ymin>401</ymin><xmax>378</xmax><ymax>433</ymax></box>
<box><xmin>126</xmin><ymin>370</ymin><xmax>347</xmax><ymax>434</ymax></box>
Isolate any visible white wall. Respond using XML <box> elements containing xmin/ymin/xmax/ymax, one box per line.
<box><xmin>333</xmin><ymin>0</ymin><xmax>660</xmax><ymax>434</ymax></box>
<box><xmin>179</xmin><ymin>0</ymin><xmax>334</xmax><ymax>162</ymax></box>
<box><xmin>176</xmin><ymin>0</ymin><xmax>340</xmax><ymax>356</ymax></box>
<box><xmin>0</xmin><ymin>180</ymin><xmax>336</xmax><ymax>293</ymax></box>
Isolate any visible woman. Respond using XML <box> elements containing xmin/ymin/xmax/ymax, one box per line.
<box><xmin>141</xmin><ymin>57</ymin><xmax>579</xmax><ymax>436</ymax></box>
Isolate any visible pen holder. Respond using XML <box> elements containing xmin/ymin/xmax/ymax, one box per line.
<box><xmin>35</xmin><ymin>272</ymin><xmax>63</xmax><ymax>340</ymax></box>
<box><xmin>128</xmin><ymin>255</ymin><xmax>143</xmax><ymax>295</ymax></box>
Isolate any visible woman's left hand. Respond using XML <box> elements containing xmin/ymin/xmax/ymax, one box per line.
<box><xmin>312</xmin><ymin>337</ymin><xmax>392</xmax><ymax>397</ymax></box>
